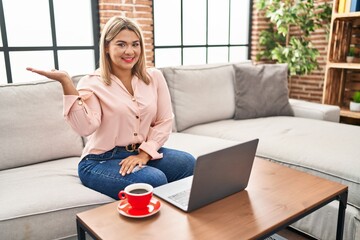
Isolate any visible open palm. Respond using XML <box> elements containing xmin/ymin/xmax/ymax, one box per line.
<box><xmin>26</xmin><ymin>67</ymin><xmax>70</xmax><ymax>83</ymax></box>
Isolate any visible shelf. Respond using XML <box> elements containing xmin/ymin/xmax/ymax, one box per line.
<box><xmin>333</xmin><ymin>12</ymin><xmax>360</xmax><ymax>20</ymax></box>
<box><xmin>326</xmin><ymin>62</ymin><xmax>360</xmax><ymax>69</ymax></box>
<box><xmin>323</xmin><ymin>0</ymin><xmax>360</xmax><ymax>125</ymax></box>
<box><xmin>340</xmin><ymin>108</ymin><xmax>360</xmax><ymax>119</ymax></box>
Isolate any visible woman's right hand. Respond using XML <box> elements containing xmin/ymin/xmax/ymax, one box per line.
<box><xmin>26</xmin><ymin>67</ymin><xmax>71</xmax><ymax>84</ymax></box>
<box><xmin>26</xmin><ymin>67</ymin><xmax>78</xmax><ymax>95</ymax></box>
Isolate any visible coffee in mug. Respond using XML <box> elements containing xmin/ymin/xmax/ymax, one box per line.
<box><xmin>118</xmin><ymin>183</ymin><xmax>153</xmax><ymax>209</ymax></box>
<box><xmin>129</xmin><ymin>188</ymin><xmax>149</xmax><ymax>194</ymax></box>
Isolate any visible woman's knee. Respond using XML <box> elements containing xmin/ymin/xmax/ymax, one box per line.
<box><xmin>154</xmin><ymin>148</ymin><xmax>196</xmax><ymax>180</ymax></box>
<box><xmin>132</xmin><ymin>166</ymin><xmax>168</xmax><ymax>187</ymax></box>
<box><xmin>169</xmin><ymin>149</ymin><xmax>196</xmax><ymax>171</ymax></box>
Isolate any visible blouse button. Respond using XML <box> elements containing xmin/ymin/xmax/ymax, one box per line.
<box><xmin>132</xmin><ymin>97</ymin><xmax>136</xmax><ymax>102</ymax></box>
<box><xmin>77</xmin><ymin>98</ymin><xmax>83</xmax><ymax>105</ymax></box>
<box><xmin>134</xmin><ymin>133</ymin><xmax>138</xmax><ymax>136</ymax></box>
<box><xmin>136</xmin><ymin>116</ymin><xmax>139</xmax><ymax>119</ymax></box>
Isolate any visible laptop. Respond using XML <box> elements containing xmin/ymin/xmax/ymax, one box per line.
<box><xmin>153</xmin><ymin>139</ymin><xmax>259</xmax><ymax>212</ymax></box>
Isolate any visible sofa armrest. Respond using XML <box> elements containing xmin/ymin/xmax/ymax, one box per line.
<box><xmin>289</xmin><ymin>99</ymin><xmax>340</xmax><ymax>122</ymax></box>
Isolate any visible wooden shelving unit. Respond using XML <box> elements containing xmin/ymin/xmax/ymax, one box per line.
<box><xmin>323</xmin><ymin>0</ymin><xmax>360</xmax><ymax>123</ymax></box>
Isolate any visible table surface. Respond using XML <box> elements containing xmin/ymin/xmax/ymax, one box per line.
<box><xmin>77</xmin><ymin>157</ymin><xmax>348</xmax><ymax>240</ymax></box>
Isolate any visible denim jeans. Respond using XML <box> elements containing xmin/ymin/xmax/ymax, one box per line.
<box><xmin>78</xmin><ymin>146</ymin><xmax>195</xmax><ymax>199</ymax></box>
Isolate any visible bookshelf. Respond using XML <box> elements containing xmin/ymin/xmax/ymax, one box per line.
<box><xmin>323</xmin><ymin>0</ymin><xmax>360</xmax><ymax>124</ymax></box>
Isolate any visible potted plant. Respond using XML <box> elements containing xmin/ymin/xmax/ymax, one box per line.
<box><xmin>256</xmin><ymin>0</ymin><xmax>332</xmax><ymax>76</ymax></box>
<box><xmin>347</xmin><ymin>45</ymin><xmax>356</xmax><ymax>63</ymax></box>
<box><xmin>350</xmin><ymin>91</ymin><xmax>360</xmax><ymax>112</ymax></box>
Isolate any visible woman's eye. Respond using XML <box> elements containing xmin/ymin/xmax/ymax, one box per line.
<box><xmin>117</xmin><ymin>43</ymin><xmax>126</xmax><ymax>47</ymax></box>
<box><xmin>133</xmin><ymin>42</ymin><xmax>140</xmax><ymax>47</ymax></box>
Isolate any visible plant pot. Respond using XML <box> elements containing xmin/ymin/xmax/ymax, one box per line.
<box><xmin>349</xmin><ymin>101</ymin><xmax>360</xmax><ymax>112</ymax></box>
<box><xmin>346</xmin><ymin>56</ymin><xmax>354</xmax><ymax>63</ymax></box>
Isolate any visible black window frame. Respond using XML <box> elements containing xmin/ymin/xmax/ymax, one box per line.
<box><xmin>0</xmin><ymin>0</ymin><xmax>100</xmax><ymax>84</ymax></box>
<box><xmin>152</xmin><ymin>0</ymin><xmax>253</xmax><ymax>66</ymax></box>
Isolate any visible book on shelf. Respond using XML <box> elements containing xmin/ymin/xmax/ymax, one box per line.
<box><xmin>339</xmin><ymin>0</ymin><xmax>347</xmax><ymax>13</ymax></box>
<box><xmin>350</xmin><ymin>0</ymin><xmax>360</xmax><ymax>12</ymax></box>
<box><xmin>346</xmin><ymin>0</ymin><xmax>352</xmax><ymax>12</ymax></box>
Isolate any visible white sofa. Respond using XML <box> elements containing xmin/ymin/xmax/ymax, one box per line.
<box><xmin>0</xmin><ymin>62</ymin><xmax>359</xmax><ymax>240</ymax></box>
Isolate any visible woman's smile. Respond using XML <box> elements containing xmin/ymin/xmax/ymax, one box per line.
<box><xmin>122</xmin><ymin>56</ymin><xmax>136</xmax><ymax>63</ymax></box>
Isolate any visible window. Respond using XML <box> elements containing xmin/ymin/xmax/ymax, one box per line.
<box><xmin>0</xmin><ymin>0</ymin><xmax>99</xmax><ymax>84</ymax></box>
<box><xmin>153</xmin><ymin>0</ymin><xmax>252</xmax><ymax>67</ymax></box>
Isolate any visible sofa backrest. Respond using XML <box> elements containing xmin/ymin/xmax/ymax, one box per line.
<box><xmin>0</xmin><ymin>79</ymin><xmax>84</xmax><ymax>170</ymax></box>
<box><xmin>161</xmin><ymin>62</ymin><xmax>251</xmax><ymax>132</ymax></box>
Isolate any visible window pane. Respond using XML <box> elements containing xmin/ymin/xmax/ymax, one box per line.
<box><xmin>3</xmin><ymin>0</ymin><xmax>52</xmax><ymax>46</ymax></box>
<box><xmin>54</xmin><ymin>0</ymin><xmax>94</xmax><ymax>46</ymax></box>
<box><xmin>0</xmin><ymin>53</ymin><xmax>6</xmax><ymax>84</ymax></box>
<box><xmin>153</xmin><ymin>0</ymin><xmax>251</xmax><ymax>67</ymax></box>
<box><xmin>230</xmin><ymin>0</ymin><xmax>250</xmax><ymax>44</ymax></box>
<box><xmin>58</xmin><ymin>50</ymin><xmax>95</xmax><ymax>76</ymax></box>
<box><xmin>10</xmin><ymin>51</ymin><xmax>54</xmax><ymax>83</ymax></box>
<box><xmin>208</xmin><ymin>47</ymin><xmax>228</xmax><ymax>64</ymax></box>
<box><xmin>183</xmin><ymin>0</ymin><xmax>206</xmax><ymax>45</ymax></box>
<box><xmin>154</xmin><ymin>0</ymin><xmax>181</xmax><ymax>46</ymax></box>
<box><xmin>183</xmin><ymin>47</ymin><xmax>206</xmax><ymax>65</ymax></box>
<box><xmin>229</xmin><ymin>46</ymin><xmax>249</xmax><ymax>62</ymax></box>
<box><xmin>208</xmin><ymin>0</ymin><xmax>229</xmax><ymax>45</ymax></box>
<box><xmin>155</xmin><ymin>48</ymin><xmax>181</xmax><ymax>68</ymax></box>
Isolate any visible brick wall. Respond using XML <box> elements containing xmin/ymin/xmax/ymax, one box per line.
<box><xmin>98</xmin><ymin>0</ymin><xmax>154</xmax><ymax>66</ymax></box>
<box><xmin>251</xmin><ymin>0</ymin><xmax>332</xmax><ymax>103</ymax></box>
<box><xmin>99</xmin><ymin>0</ymin><xmax>331</xmax><ymax>103</ymax></box>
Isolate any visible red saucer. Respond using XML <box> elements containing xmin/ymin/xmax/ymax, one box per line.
<box><xmin>117</xmin><ymin>197</ymin><xmax>161</xmax><ymax>218</ymax></box>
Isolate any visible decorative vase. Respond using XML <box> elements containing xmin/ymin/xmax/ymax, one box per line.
<box><xmin>349</xmin><ymin>101</ymin><xmax>360</xmax><ymax>112</ymax></box>
<box><xmin>346</xmin><ymin>56</ymin><xmax>354</xmax><ymax>63</ymax></box>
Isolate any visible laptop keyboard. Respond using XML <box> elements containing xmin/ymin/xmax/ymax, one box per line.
<box><xmin>168</xmin><ymin>189</ymin><xmax>191</xmax><ymax>207</ymax></box>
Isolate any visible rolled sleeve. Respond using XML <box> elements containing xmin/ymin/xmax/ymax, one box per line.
<box><xmin>139</xmin><ymin>140</ymin><xmax>163</xmax><ymax>160</ymax></box>
<box><xmin>63</xmin><ymin>95</ymin><xmax>82</xmax><ymax>116</ymax></box>
<box><xmin>63</xmin><ymin>91</ymin><xmax>101</xmax><ymax>136</ymax></box>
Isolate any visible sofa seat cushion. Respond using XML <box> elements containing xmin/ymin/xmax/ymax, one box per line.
<box><xmin>164</xmin><ymin>132</ymin><xmax>239</xmax><ymax>158</ymax></box>
<box><xmin>0</xmin><ymin>157</ymin><xmax>113</xmax><ymax>240</ymax></box>
<box><xmin>181</xmin><ymin>117</ymin><xmax>360</xmax><ymax>210</ymax></box>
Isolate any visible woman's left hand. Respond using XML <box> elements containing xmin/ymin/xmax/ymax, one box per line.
<box><xmin>119</xmin><ymin>151</ymin><xmax>151</xmax><ymax>176</ymax></box>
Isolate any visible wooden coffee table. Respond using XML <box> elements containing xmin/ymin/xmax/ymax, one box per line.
<box><xmin>76</xmin><ymin>157</ymin><xmax>348</xmax><ymax>240</ymax></box>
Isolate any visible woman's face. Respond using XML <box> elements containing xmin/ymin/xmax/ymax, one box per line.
<box><xmin>106</xmin><ymin>29</ymin><xmax>141</xmax><ymax>73</ymax></box>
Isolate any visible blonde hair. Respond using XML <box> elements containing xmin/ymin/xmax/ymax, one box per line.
<box><xmin>99</xmin><ymin>16</ymin><xmax>151</xmax><ymax>85</ymax></box>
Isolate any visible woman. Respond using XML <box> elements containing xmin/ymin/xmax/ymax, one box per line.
<box><xmin>27</xmin><ymin>16</ymin><xmax>195</xmax><ymax>199</ymax></box>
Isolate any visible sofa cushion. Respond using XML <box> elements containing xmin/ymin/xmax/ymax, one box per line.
<box><xmin>233</xmin><ymin>63</ymin><xmax>294</xmax><ymax>119</ymax></box>
<box><xmin>182</xmin><ymin>117</ymin><xmax>360</xmax><ymax>210</ymax></box>
<box><xmin>161</xmin><ymin>63</ymin><xmax>237</xmax><ymax>131</ymax></box>
<box><xmin>0</xmin><ymin>80</ymin><xmax>84</xmax><ymax>170</ymax></box>
<box><xmin>0</xmin><ymin>157</ymin><xmax>113</xmax><ymax>240</ymax></box>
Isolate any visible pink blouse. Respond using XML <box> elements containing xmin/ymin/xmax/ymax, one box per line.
<box><xmin>63</xmin><ymin>68</ymin><xmax>173</xmax><ymax>160</ymax></box>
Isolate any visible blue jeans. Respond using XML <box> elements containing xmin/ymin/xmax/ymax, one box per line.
<box><xmin>78</xmin><ymin>147</ymin><xmax>195</xmax><ymax>199</ymax></box>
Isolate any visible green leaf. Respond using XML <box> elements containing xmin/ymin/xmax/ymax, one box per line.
<box><xmin>255</xmin><ymin>0</ymin><xmax>331</xmax><ymax>76</ymax></box>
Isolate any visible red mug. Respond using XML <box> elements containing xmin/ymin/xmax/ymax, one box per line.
<box><xmin>118</xmin><ymin>183</ymin><xmax>153</xmax><ymax>209</ymax></box>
